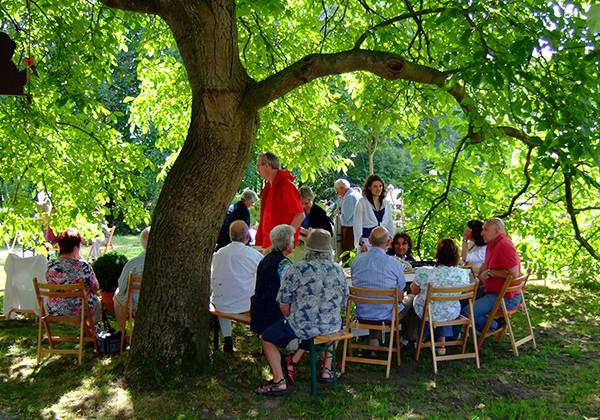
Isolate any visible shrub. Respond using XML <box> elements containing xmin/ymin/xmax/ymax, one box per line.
<box><xmin>92</xmin><ymin>252</ymin><xmax>128</xmax><ymax>293</ymax></box>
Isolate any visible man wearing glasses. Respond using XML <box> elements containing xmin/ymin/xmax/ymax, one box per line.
<box><xmin>255</xmin><ymin>151</ymin><xmax>305</xmax><ymax>249</ymax></box>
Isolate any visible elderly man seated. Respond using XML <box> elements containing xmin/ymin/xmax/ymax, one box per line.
<box><xmin>114</xmin><ymin>227</ymin><xmax>150</xmax><ymax>333</ymax></box>
<box><xmin>211</xmin><ymin>220</ymin><xmax>264</xmax><ymax>352</ymax></box>
<box><xmin>351</xmin><ymin>227</ymin><xmax>418</xmax><ymax>352</ymax></box>
<box><xmin>254</xmin><ymin>229</ymin><xmax>348</xmax><ymax>396</ymax></box>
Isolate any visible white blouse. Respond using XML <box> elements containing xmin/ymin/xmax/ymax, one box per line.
<box><xmin>465</xmin><ymin>242</ymin><xmax>487</xmax><ymax>268</ymax></box>
<box><xmin>352</xmin><ymin>197</ymin><xmax>395</xmax><ymax>249</ymax></box>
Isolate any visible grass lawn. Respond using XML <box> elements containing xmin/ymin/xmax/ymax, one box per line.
<box><xmin>1</xmin><ymin>238</ymin><xmax>599</xmax><ymax>419</ymax></box>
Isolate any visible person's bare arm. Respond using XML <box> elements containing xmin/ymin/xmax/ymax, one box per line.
<box><xmin>279</xmin><ymin>303</ymin><xmax>291</xmax><ymax>317</ymax></box>
<box><xmin>290</xmin><ymin>212</ymin><xmax>305</xmax><ymax>230</ymax></box>
<box><xmin>477</xmin><ymin>261</ymin><xmax>488</xmax><ymax>283</ymax></box>
<box><xmin>410</xmin><ymin>282</ymin><xmax>420</xmax><ymax>295</ymax></box>
<box><xmin>479</xmin><ymin>263</ymin><xmax>520</xmax><ymax>283</ymax></box>
<box><xmin>398</xmin><ymin>289</ymin><xmax>405</xmax><ymax>303</ymax></box>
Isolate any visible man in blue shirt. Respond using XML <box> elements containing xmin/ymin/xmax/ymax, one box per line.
<box><xmin>334</xmin><ymin>179</ymin><xmax>361</xmax><ymax>263</ymax></box>
<box><xmin>351</xmin><ymin>227</ymin><xmax>418</xmax><ymax>349</ymax></box>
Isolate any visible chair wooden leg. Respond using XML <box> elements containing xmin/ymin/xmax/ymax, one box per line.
<box><xmin>342</xmin><ymin>338</ymin><xmax>348</xmax><ymax>373</ymax></box>
<box><xmin>469</xmin><ymin>306</ymin><xmax>481</xmax><ymax>369</ymax></box>
<box><xmin>37</xmin><ymin>318</ymin><xmax>43</xmax><ymax>363</ymax></box>
<box><xmin>520</xmin><ymin>298</ymin><xmax>537</xmax><ymax>350</ymax></box>
<box><xmin>501</xmin><ymin>305</ymin><xmax>519</xmax><ymax>356</ymax></box>
<box><xmin>386</xmin><ymin>326</ymin><xmax>394</xmax><ymax>378</ymax></box>
<box><xmin>428</xmin><ymin>317</ymin><xmax>438</xmax><ymax>374</ymax></box>
<box><xmin>415</xmin><ymin>307</ymin><xmax>429</xmax><ymax>361</ymax></box>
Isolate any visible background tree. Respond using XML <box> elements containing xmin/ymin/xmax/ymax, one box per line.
<box><xmin>1</xmin><ymin>0</ymin><xmax>598</xmax><ymax>380</ymax></box>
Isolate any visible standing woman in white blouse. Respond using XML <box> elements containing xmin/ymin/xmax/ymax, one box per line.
<box><xmin>353</xmin><ymin>174</ymin><xmax>395</xmax><ymax>253</ymax></box>
<box><xmin>461</xmin><ymin>219</ymin><xmax>487</xmax><ymax>270</ymax></box>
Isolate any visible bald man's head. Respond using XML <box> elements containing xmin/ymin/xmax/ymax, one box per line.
<box><xmin>369</xmin><ymin>227</ymin><xmax>390</xmax><ymax>248</ymax></box>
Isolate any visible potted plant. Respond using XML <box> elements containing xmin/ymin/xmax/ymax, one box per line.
<box><xmin>92</xmin><ymin>252</ymin><xmax>128</xmax><ymax>311</ymax></box>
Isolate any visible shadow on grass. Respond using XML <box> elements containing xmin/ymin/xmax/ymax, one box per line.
<box><xmin>0</xmin><ymin>282</ymin><xmax>599</xmax><ymax>419</ymax></box>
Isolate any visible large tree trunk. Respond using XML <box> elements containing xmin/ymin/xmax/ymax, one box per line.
<box><xmin>114</xmin><ymin>0</ymin><xmax>259</xmax><ymax>377</ymax></box>
<box><xmin>129</xmin><ymin>97</ymin><xmax>258</xmax><ymax>376</ymax></box>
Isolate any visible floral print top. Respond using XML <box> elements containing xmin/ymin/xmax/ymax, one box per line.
<box><xmin>45</xmin><ymin>258</ymin><xmax>100</xmax><ymax>317</ymax></box>
<box><xmin>278</xmin><ymin>259</ymin><xmax>348</xmax><ymax>340</ymax></box>
<box><xmin>413</xmin><ymin>265</ymin><xmax>471</xmax><ymax>322</ymax></box>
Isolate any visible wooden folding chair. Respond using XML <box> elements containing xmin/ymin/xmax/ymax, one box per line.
<box><xmin>33</xmin><ymin>278</ymin><xmax>98</xmax><ymax>365</ymax></box>
<box><xmin>414</xmin><ymin>281</ymin><xmax>480</xmax><ymax>373</ymax></box>
<box><xmin>86</xmin><ymin>226</ymin><xmax>116</xmax><ymax>261</ymax></box>
<box><xmin>120</xmin><ymin>273</ymin><xmax>142</xmax><ymax>352</ymax></box>
<box><xmin>103</xmin><ymin>226</ymin><xmax>116</xmax><ymax>255</ymax></box>
<box><xmin>477</xmin><ymin>268</ymin><xmax>536</xmax><ymax>356</ymax></box>
<box><xmin>342</xmin><ymin>286</ymin><xmax>400</xmax><ymax>378</ymax></box>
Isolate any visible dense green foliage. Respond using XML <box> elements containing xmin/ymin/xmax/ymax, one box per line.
<box><xmin>91</xmin><ymin>251</ymin><xmax>128</xmax><ymax>292</ymax></box>
<box><xmin>1</xmin><ymin>0</ymin><xmax>599</xmax><ymax>288</ymax></box>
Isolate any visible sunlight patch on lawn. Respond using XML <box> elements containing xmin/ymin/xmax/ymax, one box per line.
<box><xmin>41</xmin><ymin>378</ymin><xmax>133</xmax><ymax>419</ymax></box>
<box><xmin>7</xmin><ymin>356</ymin><xmax>37</xmax><ymax>381</ymax></box>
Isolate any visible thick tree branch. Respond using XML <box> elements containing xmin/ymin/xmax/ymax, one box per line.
<box><xmin>563</xmin><ymin>172</ymin><xmax>600</xmax><ymax>260</ymax></box>
<box><xmin>244</xmin><ymin>49</ymin><xmax>447</xmax><ymax>113</ymax></box>
<box><xmin>495</xmin><ymin>126</ymin><xmax>543</xmax><ymax>147</ymax></box>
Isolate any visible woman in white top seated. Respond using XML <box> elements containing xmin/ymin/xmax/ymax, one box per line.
<box><xmin>461</xmin><ymin>219</ymin><xmax>487</xmax><ymax>270</ymax></box>
<box><xmin>411</xmin><ymin>238</ymin><xmax>471</xmax><ymax>355</ymax></box>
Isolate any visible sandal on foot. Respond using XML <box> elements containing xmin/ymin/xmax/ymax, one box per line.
<box><xmin>281</xmin><ymin>354</ymin><xmax>297</xmax><ymax>385</ymax></box>
<box><xmin>254</xmin><ymin>379</ymin><xmax>288</xmax><ymax>396</ymax></box>
<box><xmin>436</xmin><ymin>347</ymin><xmax>446</xmax><ymax>356</ymax></box>
<box><xmin>319</xmin><ymin>367</ymin><xmax>342</xmax><ymax>384</ymax></box>
<box><xmin>319</xmin><ymin>360</ymin><xmax>343</xmax><ymax>369</ymax></box>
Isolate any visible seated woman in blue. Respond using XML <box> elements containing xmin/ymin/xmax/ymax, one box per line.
<box><xmin>386</xmin><ymin>232</ymin><xmax>416</xmax><ymax>261</ymax></box>
<box><xmin>250</xmin><ymin>225</ymin><xmax>295</xmax><ymax>337</ymax></box>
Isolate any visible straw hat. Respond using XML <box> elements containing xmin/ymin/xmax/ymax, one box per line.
<box><xmin>305</xmin><ymin>229</ymin><xmax>332</xmax><ymax>252</ymax></box>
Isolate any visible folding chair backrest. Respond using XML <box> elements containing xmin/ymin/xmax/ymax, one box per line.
<box><xmin>32</xmin><ymin>277</ymin><xmax>98</xmax><ymax>364</ymax></box>
<box><xmin>425</xmin><ymin>282</ymin><xmax>479</xmax><ymax>303</ymax></box>
<box><xmin>103</xmin><ymin>226</ymin><xmax>116</xmax><ymax>255</ymax></box>
<box><xmin>347</xmin><ymin>285</ymin><xmax>398</xmax><ymax>306</ymax></box>
<box><xmin>501</xmin><ymin>271</ymin><xmax>530</xmax><ymax>296</ymax></box>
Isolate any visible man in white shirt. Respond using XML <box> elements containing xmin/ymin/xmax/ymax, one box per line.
<box><xmin>211</xmin><ymin>220</ymin><xmax>264</xmax><ymax>352</ymax></box>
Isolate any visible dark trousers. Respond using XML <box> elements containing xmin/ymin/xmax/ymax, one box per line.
<box><xmin>341</xmin><ymin>226</ymin><xmax>354</xmax><ymax>264</ymax></box>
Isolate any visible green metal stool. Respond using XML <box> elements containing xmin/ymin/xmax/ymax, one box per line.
<box><xmin>309</xmin><ymin>331</ymin><xmax>353</xmax><ymax>396</ymax></box>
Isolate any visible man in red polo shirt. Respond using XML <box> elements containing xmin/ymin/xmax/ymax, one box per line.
<box><xmin>255</xmin><ymin>152</ymin><xmax>305</xmax><ymax>249</ymax></box>
<box><xmin>466</xmin><ymin>217</ymin><xmax>522</xmax><ymax>332</ymax></box>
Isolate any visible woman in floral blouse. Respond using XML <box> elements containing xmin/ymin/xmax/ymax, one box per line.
<box><xmin>410</xmin><ymin>238</ymin><xmax>471</xmax><ymax>355</ymax></box>
<box><xmin>46</xmin><ymin>228</ymin><xmax>102</xmax><ymax>334</ymax></box>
